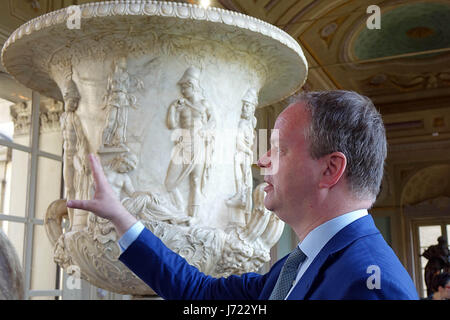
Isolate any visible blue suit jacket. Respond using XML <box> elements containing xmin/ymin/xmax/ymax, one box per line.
<box><xmin>119</xmin><ymin>215</ymin><xmax>419</xmax><ymax>299</ymax></box>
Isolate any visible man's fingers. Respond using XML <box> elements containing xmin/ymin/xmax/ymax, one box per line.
<box><xmin>66</xmin><ymin>199</ymin><xmax>94</xmax><ymax>212</ymax></box>
<box><xmin>88</xmin><ymin>153</ymin><xmax>108</xmax><ymax>191</ymax></box>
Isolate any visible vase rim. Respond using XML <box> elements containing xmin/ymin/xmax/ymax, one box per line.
<box><xmin>1</xmin><ymin>0</ymin><xmax>308</xmax><ymax>106</ymax></box>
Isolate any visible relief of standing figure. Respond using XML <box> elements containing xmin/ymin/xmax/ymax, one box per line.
<box><xmin>226</xmin><ymin>88</ymin><xmax>258</xmax><ymax>215</ymax></box>
<box><xmin>100</xmin><ymin>57</ymin><xmax>143</xmax><ymax>153</ymax></box>
<box><xmin>60</xmin><ymin>79</ymin><xmax>90</xmax><ymax>229</ymax></box>
<box><xmin>165</xmin><ymin>66</ymin><xmax>216</xmax><ymax>219</ymax></box>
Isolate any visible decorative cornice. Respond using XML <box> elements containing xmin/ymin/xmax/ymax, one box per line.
<box><xmin>9</xmin><ymin>101</ymin><xmax>30</xmax><ymax>136</ymax></box>
<box><xmin>10</xmin><ymin>99</ymin><xmax>63</xmax><ymax>135</ymax></box>
<box><xmin>40</xmin><ymin>99</ymin><xmax>64</xmax><ymax>132</ymax></box>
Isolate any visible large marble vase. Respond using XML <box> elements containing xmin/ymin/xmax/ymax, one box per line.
<box><xmin>1</xmin><ymin>1</ymin><xmax>307</xmax><ymax>295</ymax></box>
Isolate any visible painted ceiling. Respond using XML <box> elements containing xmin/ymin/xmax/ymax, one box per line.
<box><xmin>217</xmin><ymin>0</ymin><xmax>450</xmax><ymax>114</ymax></box>
<box><xmin>354</xmin><ymin>2</ymin><xmax>450</xmax><ymax>60</ymax></box>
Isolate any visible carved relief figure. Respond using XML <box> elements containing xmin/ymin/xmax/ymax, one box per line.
<box><xmin>101</xmin><ymin>57</ymin><xmax>144</xmax><ymax>152</ymax></box>
<box><xmin>165</xmin><ymin>66</ymin><xmax>216</xmax><ymax>218</ymax></box>
<box><xmin>109</xmin><ymin>154</ymin><xmax>191</xmax><ymax>225</ymax></box>
<box><xmin>89</xmin><ymin>152</ymin><xmax>138</xmax><ymax>245</ymax></box>
<box><xmin>122</xmin><ymin>191</ymin><xmax>189</xmax><ymax>225</ymax></box>
<box><xmin>60</xmin><ymin>79</ymin><xmax>90</xmax><ymax>229</ymax></box>
<box><xmin>105</xmin><ymin>152</ymin><xmax>138</xmax><ymax>198</ymax></box>
<box><xmin>226</xmin><ymin>88</ymin><xmax>258</xmax><ymax>214</ymax></box>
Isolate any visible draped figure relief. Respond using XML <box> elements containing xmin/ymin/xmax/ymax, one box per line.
<box><xmin>165</xmin><ymin>66</ymin><xmax>216</xmax><ymax>219</ymax></box>
<box><xmin>100</xmin><ymin>57</ymin><xmax>144</xmax><ymax>154</ymax></box>
<box><xmin>226</xmin><ymin>88</ymin><xmax>258</xmax><ymax>226</ymax></box>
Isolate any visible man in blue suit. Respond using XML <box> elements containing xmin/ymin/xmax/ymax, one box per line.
<box><xmin>68</xmin><ymin>90</ymin><xmax>419</xmax><ymax>299</ymax></box>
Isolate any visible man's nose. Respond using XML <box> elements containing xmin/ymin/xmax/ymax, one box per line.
<box><xmin>257</xmin><ymin>150</ymin><xmax>271</xmax><ymax>168</ymax></box>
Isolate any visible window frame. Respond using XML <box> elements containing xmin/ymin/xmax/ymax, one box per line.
<box><xmin>0</xmin><ymin>91</ymin><xmax>63</xmax><ymax>299</ymax></box>
<box><xmin>411</xmin><ymin>218</ymin><xmax>450</xmax><ymax>298</ymax></box>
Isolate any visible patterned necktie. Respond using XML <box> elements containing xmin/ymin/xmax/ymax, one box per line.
<box><xmin>269</xmin><ymin>246</ymin><xmax>306</xmax><ymax>300</ymax></box>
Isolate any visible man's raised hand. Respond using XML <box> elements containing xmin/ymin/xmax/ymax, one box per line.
<box><xmin>66</xmin><ymin>153</ymin><xmax>137</xmax><ymax>237</ymax></box>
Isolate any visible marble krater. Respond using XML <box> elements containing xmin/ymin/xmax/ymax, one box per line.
<box><xmin>1</xmin><ymin>1</ymin><xmax>307</xmax><ymax>295</ymax></box>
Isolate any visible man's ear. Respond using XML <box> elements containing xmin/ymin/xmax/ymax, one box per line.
<box><xmin>318</xmin><ymin>152</ymin><xmax>347</xmax><ymax>189</ymax></box>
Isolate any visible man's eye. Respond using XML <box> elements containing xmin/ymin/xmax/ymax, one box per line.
<box><xmin>269</xmin><ymin>143</ymin><xmax>284</xmax><ymax>155</ymax></box>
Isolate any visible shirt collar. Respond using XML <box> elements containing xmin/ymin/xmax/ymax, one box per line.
<box><xmin>298</xmin><ymin>209</ymin><xmax>368</xmax><ymax>260</ymax></box>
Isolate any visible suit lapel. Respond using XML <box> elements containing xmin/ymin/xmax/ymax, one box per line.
<box><xmin>287</xmin><ymin>215</ymin><xmax>380</xmax><ymax>300</ymax></box>
<box><xmin>258</xmin><ymin>255</ymin><xmax>288</xmax><ymax>299</ymax></box>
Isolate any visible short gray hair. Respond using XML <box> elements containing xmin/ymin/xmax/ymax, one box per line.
<box><xmin>290</xmin><ymin>90</ymin><xmax>387</xmax><ymax>201</ymax></box>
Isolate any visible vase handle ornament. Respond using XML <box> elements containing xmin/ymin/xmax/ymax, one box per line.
<box><xmin>44</xmin><ymin>199</ymin><xmax>69</xmax><ymax>246</ymax></box>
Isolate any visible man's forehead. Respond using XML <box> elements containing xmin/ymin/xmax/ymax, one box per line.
<box><xmin>274</xmin><ymin>103</ymin><xmax>308</xmax><ymax>132</ymax></box>
<box><xmin>270</xmin><ymin>131</ymin><xmax>281</xmax><ymax>145</ymax></box>
<box><xmin>277</xmin><ymin>101</ymin><xmax>307</xmax><ymax>121</ymax></box>
<box><xmin>274</xmin><ymin>114</ymin><xmax>288</xmax><ymax>129</ymax></box>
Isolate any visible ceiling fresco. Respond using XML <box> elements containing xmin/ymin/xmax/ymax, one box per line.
<box><xmin>218</xmin><ymin>0</ymin><xmax>450</xmax><ymax>114</ymax></box>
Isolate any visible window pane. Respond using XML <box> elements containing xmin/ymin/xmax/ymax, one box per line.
<box><xmin>447</xmin><ymin>225</ymin><xmax>450</xmax><ymax>244</ymax></box>
<box><xmin>35</xmin><ymin>156</ymin><xmax>62</xmax><ymax>220</ymax></box>
<box><xmin>0</xmin><ymin>97</ymin><xmax>31</xmax><ymax>147</ymax></box>
<box><xmin>31</xmin><ymin>224</ymin><xmax>58</xmax><ymax>291</ymax></box>
<box><xmin>39</xmin><ymin>97</ymin><xmax>63</xmax><ymax>156</ymax></box>
<box><xmin>419</xmin><ymin>225</ymin><xmax>442</xmax><ymax>249</ymax></box>
<box><xmin>0</xmin><ymin>221</ymin><xmax>25</xmax><ymax>266</ymax></box>
<box><xmin>0</xmin><ymin>147</ymin><xmax>29</xmax><ymax>217</ymax></box>
<box><xmin>0</xmin><ymin>145</ymin><xmax>12</xmax><ymax>214</ymax></box>
<box><xmin>32</xmin><ymin>157</ymin><xmax>62</xmax><ymax>292</ymax></box>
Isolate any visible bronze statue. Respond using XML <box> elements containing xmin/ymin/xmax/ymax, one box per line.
<box><xmin>422</xmin><ymin>236</ymin><xmax>450</xmax><ymax>296</ymax></box>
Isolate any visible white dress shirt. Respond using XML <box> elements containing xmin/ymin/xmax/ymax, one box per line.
<box><xmin>285</xmin><ymin>209</ymin><xmax>368</xmax><ymax>299</ymax></box>
<box><xmin>118</xmin><ymin>220</ymin><xmax>145</xmax><ymax>252</ymax></box>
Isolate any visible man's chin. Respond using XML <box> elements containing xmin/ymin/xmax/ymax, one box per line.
<box><xmin>263</xmin><ymin>196</ymin><xmax>276</xmax><ymax>212</ymax></box>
